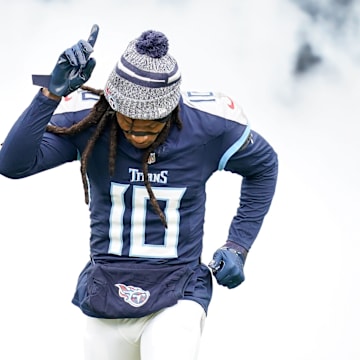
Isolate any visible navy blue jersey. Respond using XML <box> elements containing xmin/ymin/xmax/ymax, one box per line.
<box><xmin>0</xmin><ymin>89</ymin><xmax>278</xmax><ymax>314</ymax></box>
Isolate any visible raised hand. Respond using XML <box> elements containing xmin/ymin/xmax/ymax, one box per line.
<box><xmin>32</xmin><ymin>24</ymin><xmax>99</xmax><ymax>97</ymax></box>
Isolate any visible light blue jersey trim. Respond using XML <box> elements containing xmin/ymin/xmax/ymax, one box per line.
<box><xmin>218</xmin><ymin>124</ymin><xmax>251</xmax><ymax>170</ymax></box>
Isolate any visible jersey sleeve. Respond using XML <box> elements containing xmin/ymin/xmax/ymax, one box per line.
<box><xmin>182</xmin><ymin>90</ymin><xmax>278</xmax><ymax>251</ymax></box>
<box><xmin>0</xmin><ymin>90</ymin><xmax>81</xmax><ymax>178</ymax></box>
<box><xmin>224</xmin><ymin>130</ymin><xmax>278</xmax><ymax>250</ymax></box>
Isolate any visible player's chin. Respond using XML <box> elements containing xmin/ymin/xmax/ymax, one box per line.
<box><xmin>128</xmin><ymin>141</ymin><xmax>153</xmax><ymax>149</ymax></box>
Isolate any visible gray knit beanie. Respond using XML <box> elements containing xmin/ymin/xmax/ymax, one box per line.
<box><xmin>104</xmin><ymin>30</ymin><xmax>181</xmax><ymax>120</ymax></box>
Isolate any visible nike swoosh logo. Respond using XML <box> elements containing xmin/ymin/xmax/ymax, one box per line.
<box><xmin>227</xmin><ymin>97</ymin><xmax>235</xmax><ymax>109</ymax></box>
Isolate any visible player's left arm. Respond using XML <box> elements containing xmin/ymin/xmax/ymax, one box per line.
<box><xmin>209</xmin><ymin>129</ymin><xmax>278</xmax><ymax>289</ymax></box>
<box><xmin>224</xmin><ymin>129</ymin><xmax>278</xmax><ymax>250</ymax></box>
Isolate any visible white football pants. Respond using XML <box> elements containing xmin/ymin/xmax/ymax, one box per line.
<box><xmin>83</xmin><ymin>300</ymin><xmax>206</xmax><ymax>360</ymax></box>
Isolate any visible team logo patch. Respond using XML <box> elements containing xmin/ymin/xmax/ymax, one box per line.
<box><xmin>115</xmin><ymin>283</ymin><xmax>150</xmax><ymax>308</ymax></box>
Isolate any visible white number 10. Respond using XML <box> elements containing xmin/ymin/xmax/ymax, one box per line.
<box><xmin>108</xmin><ymin>183</ymin><xmax>186</xmax><ymax>259</ymax></box>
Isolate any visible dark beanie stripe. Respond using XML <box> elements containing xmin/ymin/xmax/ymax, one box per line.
<box><xmin>117</xmin><ymin>57</ymin><xmax>181</xmax><ymax>88</ymax></box>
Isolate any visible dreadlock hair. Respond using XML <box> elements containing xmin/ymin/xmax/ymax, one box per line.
<box><xmin>46</xmin><ymin>85</ymin><xmax>182</xmax><ymax>228</ymax></box>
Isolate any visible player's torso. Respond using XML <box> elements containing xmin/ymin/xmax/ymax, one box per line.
<box><xmin>81</xmin><ymin>118</ymin><xmax>220</xmax><ymax>264</ymax></box>
<box><xmin>60</xmin><ymin>90</ymin><xmax>248</xmax><ymax>264</ymax></box>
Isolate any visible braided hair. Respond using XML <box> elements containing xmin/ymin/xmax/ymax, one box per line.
<box><xmin>46</xmin><ymin>85</ymin><xmax>182</xmax><ymax>228</ymax></box>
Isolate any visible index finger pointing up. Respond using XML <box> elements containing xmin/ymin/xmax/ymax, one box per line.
<box><xmin>87</xmin><ymin>24</ymin><xmax>99</xmax><ymax>47</ymax></box>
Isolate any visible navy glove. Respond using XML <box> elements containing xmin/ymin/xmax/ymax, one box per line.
<box><xmin>32</xmin><ymin>24</ymin><xmax>99</xmax><ymax>97</ymax></box>
<box><xmin>208</xmin><ymin>242</ymin><xmax>247</xmax><ymax>289</ymax></box>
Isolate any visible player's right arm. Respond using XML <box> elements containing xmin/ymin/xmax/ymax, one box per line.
<box><xmin>0</xmin><ymin>90</ymin><xmax>78</xmax><ymax>178</ymax></box>
<box><xmin>0</xmin><ymin>25</ymin><xmax>99</xmax><ymax>179</ymax></box>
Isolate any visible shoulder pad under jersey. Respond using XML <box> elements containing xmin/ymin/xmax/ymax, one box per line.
<box><xmin>53</xmin><ymin>89</ymin><xmax>100</xmax><ymax>115</ymax></box>
<box><xmin>181</xmin><ymin>91</ymin><xmax>248</xmax><ymax>126</ymax></box>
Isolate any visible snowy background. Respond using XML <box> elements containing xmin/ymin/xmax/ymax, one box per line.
<box><xmin>0</xmin><ymin>0</ymin><xmax>359</xmax><ymax>359</ymax></box>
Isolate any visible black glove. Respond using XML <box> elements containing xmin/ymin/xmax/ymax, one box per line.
<box><xmin>32</xmin><ymin>24</ymin><xmax>99</xmax><ymax>97</ymax></box>
<box><xmin>208</xmin><ymin>242</ymin><xmax>247</xmax><ymax>289</ymax></box>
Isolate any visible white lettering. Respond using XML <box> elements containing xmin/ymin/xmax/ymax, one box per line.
<box><xmin>128</xmin><ymin>168</ymin><xmax>168</xmax><ymax>184</ymax></box>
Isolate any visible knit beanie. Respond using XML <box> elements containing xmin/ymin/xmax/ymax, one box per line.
<box><xmin>104</xmin><ymin>30</ymin><xmax>181</xmax><ymax>120</ymax></box>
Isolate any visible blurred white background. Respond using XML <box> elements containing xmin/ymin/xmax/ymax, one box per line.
<box><xmin>0</xmin><ymin>0</ymin><xmax>359</xmax><ymax>359</ymax></box>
